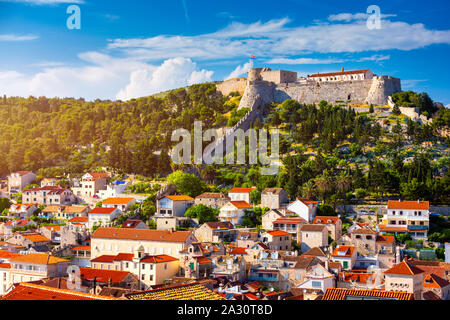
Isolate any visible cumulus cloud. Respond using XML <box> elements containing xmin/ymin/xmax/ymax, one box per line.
<box><xmin>0</xmin><ymin>34</ymin><xmax>38</xmax><ymax>41</ymax></box>
<box><xmin>226</xmin><ymin>62</ymin><xmax>252</xmax><ymax>80</ymax></box>
<box><xmin>107</xmin><ymin>15</ymin><xmax>450</xmax><ymax>60</ymax></box>
<box><xmin>116</xmin><ymin>57</ymin><xmax>213</xmax><ymax>101</ymax></box>
<box><xmin>327</xmin><ymin>13</ymin><xmax>397</xmax><ymax>22</ymax></box>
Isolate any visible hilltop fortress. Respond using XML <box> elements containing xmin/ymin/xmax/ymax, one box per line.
<box><xmin>217</xmin><ymin>67</ymin><xmax>402</xmax><ymax>110</ymax></box>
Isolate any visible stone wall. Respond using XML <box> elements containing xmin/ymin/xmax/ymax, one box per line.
<box><xmin>238</xmin><ymin>74</ymin><xmax>401</xmax><ymax>110</ymax></box>
<box><xmin>216</xmin><ymin>78</ymin><xmax>247</xmax><ymax>96</ymax></box>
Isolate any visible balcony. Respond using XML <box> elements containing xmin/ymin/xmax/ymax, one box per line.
<box><xmin>248</xmin><ymin>274</ymin><xmax>278</xmax><ymax>282</ymax></box>
<box><xmin>407</xmin><ymin>225</ymin><xmax>428</xmax><ymax>231</ymax></box>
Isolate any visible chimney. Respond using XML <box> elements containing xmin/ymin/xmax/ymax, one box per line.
<box><xmin>325</xmin><ymin>260</ymin><xmax>329</xmax><ymax>271</ymax></box>
<box><xmin>341</xmin><ymin>67</ymin><xmax>344</xmax><ymax>72</ymax></box>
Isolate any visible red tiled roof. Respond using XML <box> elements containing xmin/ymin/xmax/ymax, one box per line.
<box><xmin>140</xmin><ymin>255</ymin><xmax>178</xmax><ymax>264</ymax></box>
<box><xmin>0</xmin><ymin>263</ymin><xmax>11</xmax><ymax>269</ymax></box>
<box><xmin>267</xmin><ymin>230</ymin><xmax>291</xmax><ymax>237</ymax></box>
<box><xmin>313</xmin><ymin>216</ymin><xmax>340</xmax><ymax>224</ymax></box>
<box><xmin>91</xmin><ymin>255</ymin><xmax>117</xmax><ymax>263</ymax></box>
<box><xmin>228</xmin><ymin>187</ymin><xmax>255</xmax><ymax>193</ymax></box>
<box><xmin>195</xmin><ymin>257</ymin><xmax>211</xmax><ymax>264</ymax></box>
<box><xmin>376</xmin><ymin>235</ymin><xmax>395</xmax><ymax>243</ymax></box>
<box><xmin>166</xmin><ymin>195</ymin><xmax>195</xmax><ymax>201</ymax></box>
<box><xmin>384</xmin><ymin>261</ymin><xmax>424</xmax><ymax>276</ymax></box>
<box><xmin>1</xmin><ymin>283</ymin><xmax>117</xmax><ymax>300</ymax></box>
<box><xmin>69</xmin><ymin>217</ymin><xmax>89</xmax><ymax>223</ymax></box>
<box><xmin>423</xmin><ymin>274</ymin><xmax>449</xmax><ymax>288</ymax></box>
<box><xmin>338</xmin><ymin>272</ymin><xmax>380</xmax><ymax>284</ymax></box>
<box><xmin>332</xmin><ymin>246</ymin><xmax>356</xmax><ymax>258</ymax></box>
<box><xmin>89</xmin><ymin>207</ymin><xmax>118</xmax><ymax>214</ymax></box>
<box><xmin>274</xmin><ymin>218</ymin><xmax>306</xmax><ymax>224</ymax></box>
<box><xmin>378</xmin><ymin>225</ymin><xmax>407</xmax><ymax>232</ymax></box>
<box><xmin>102</xmin><ymin>197</ymin><xmax>134</xmax><ymax>205</ymax></box>
<box><xmin>322</xmin><ymin>288</ymin><xmax>414</xmax><ymax>300</ymax></box>
<box><xmin>72</xmin><ymin>246</ymin><xmax>91</xmax><ymax>251</ymax></box>
<box><xmin>387</xmin><ymin>200</ymin><xmax>429</xmax><ymax>210</ymax></box>
<box><xmin>230</xmin><ymin>201</ymin><xmax>253</xmax><ymax>209</ymax></box>
<box><xmin>230</xmin><ymin>248</ymin><xmax>247</xmax><ymax>255</ymax></box>
<box><xmin>92</xmin><ymin>228</ymin><xmax>192</xmax><ymax>243</ymax></box>
<box><xmin>80</xmin><ymin>268</ymin><xmax>131</xmax><ymax>283</ymax></box>
<box><xmin>309</xmin><ymin>69</ymin><xmax>370</xmax><ymax>78</ymax></box>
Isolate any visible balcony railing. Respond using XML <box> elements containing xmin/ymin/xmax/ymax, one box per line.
<box><xmin>407</xmin><ymin>225</ymin><xmax>429</xmax><ymax>231</ymax></box>
<box><xmin>248</xmin><ymin>274</ymin><xmax>278</xmax><ymax>282</ymax></box>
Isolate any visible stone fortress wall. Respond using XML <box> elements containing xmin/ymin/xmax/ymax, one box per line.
<box><xmin>216</xmin><ymin>77</ymin><xmax>247</xmax><ymax>96</ymax></box>
<box><xmin>236</xmin><ymin>67</ymin><xmax>402</xmax><ymax>110</ymax></box>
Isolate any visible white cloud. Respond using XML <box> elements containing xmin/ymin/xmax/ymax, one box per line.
<box><xmin>402</xmin><ymin>79</ymin><xmax>427</xmax><ymax>90</ymax></box>
<box><xmin>226</xmin><ymin>62</ymin><xmax>252</xmax><ymax>80</ymax></box>
<box><xmin>0</xmin><ymin>34</ymin><xmax>38</xmax><ymax>41</ymax></box>
<box><xmin>357</xmin><ymin>54</ymin><xmax>390</xmax><ymax>62</ymax></box>
<box><xmin>116</xmin><ymin>57</ymin><xmax>213</xmax><ymax>101</ymax></box>
<box><xmin>328</xmin><ymin>13</ymin><xmax>397</xmax><ymax>22</ymax></box>
<box><xmin>265</xmin><ymin>57</ymin><xmax>345</xmax><ymax>65</ymax></box>
<box><xmin>107</xmin><ymin>15</ymin><xmax>450</xmax><ymax>60</ymax></box>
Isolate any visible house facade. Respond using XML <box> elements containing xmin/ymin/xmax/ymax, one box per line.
<box><xmin>298</xmin><ymin>224</ymin><xmax>328</xmax><ymax>252</ymax></box>
<box><xmin>261</xmin><ymin>188</ymin><xmax>288</xmax><ymax>209</ymax></box>
<box><xmin>219</xmin><ymin>201</ymin><xmax>253</xmax><ymax>225</ymax></box>
<box><xmin>286</xmin><ymin>199</ymin><xmax>318</xmax><ymax>222</ymax></box>
<box><xmin>22</xmin><ymin>186</ymin><xmax>76</xmax><ymax>206</ymax></box>
<box><xmin>195</xmin><ymin>193</ymin><xmax>230</xmax><ymax>209</ymax></box>
<box><xmin>8</xmin><ymin>171</ymin><xmax>36</xmax><ymax>193</ymax></box>
<box><xmin>312</xmin><ymin>216</ymin><xmax>342</xmax><ymax>241</ymax></box>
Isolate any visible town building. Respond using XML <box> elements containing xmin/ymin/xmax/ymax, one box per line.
<box><xmin>261</xmin><ymin>230</ymin><xmax>292</xmax><ymax>251</ymax></box>
<box><xmin>384</xmin><ymin>260</ymin><xmax>425</xmax><ymax>300</ymax></box>
<box><xmin>308</xmin><ymin>68</ymin><xmax>374</xmax><ymax>83</ymax></box>
<box><xmin>228</xmin><ymin>187</ymin><xmax>256</xmax><ymax>204</ymax></box>
<box><xmin>91</xmin><ymin>227</ymin><xmax>196</xmax><ymax>259</ymax></box>
<box><xmin>260</xmin><ymin>188</ymin><xmax>289</xmax><ymax>209</ymax></box>
<box><xmin>218</xmin><ymin>201</ymin><xmax>253</xmax><ymax>225</ymax></box>
<box><xmin>156</xmin><ymin>195</ymin><xmax>194</xmax><ymax>217</ymax></box>
<box><xmin>331</xmin><ymin>245</ymin><xmax>357</xmax><ymax>270</ymax></box>
<box><xmin>379</xmin><ymin>200</ymin><xmax>430</xmax><ymax>239</ymax></box>
<box><xmin>22</xmin><ymin>186</ymin><xmax>76</xmax><ymax>206</ymax></box>
<box><xmin>312</xmin><ymin>216</ymin><xmax>342</xmax><ymax>241</ymax></box>
<box><xmin>286</xmin><ymin>199</ymin><xmax>318</xmax><ymax>222</ymax></box>
<box><xmin>97</xmin><ymin>180</ymin><xmax>130</xmax><ymax>199</ymax></box>
<box><xmin>194</xmin><ymin>222</ymin><xmax>236</xmax><ymax>243</ymax></box>
<box><xmin>350</xmin><ymin>228</ymin><xmax>378</xmax><ymax>255</ymax></box>
<box><xmin>7</xmin><ymin>171</ymin><xmax>36</xmax><ymax>194</ymax></box>
<box><xmin>298</xmin><ymin>224</ymin><xmax>328</xmax><ymax>252</ymax></box>
<box><xmin>88</xmin><ymin>207</ymin><xmax>121</xmax><ymax>228</ymax></box>
<box><xmin>195</xmin><ymin>193</ymin><xmax>230</xmax><ymax>209</ymax></box>
<box><xmin>7</xmin><ymin>204</ymin><xmax>37</xmax><ymax>219</ymax></box>
<box><xmin>71</xmin><ymin>172</ymin><xmax>109</xmax><ymax>198</ymax></box>
<box><xmin>102</xmin><ymin>197</ymin><xmax>136</xmax><ymax>212</ymax></box>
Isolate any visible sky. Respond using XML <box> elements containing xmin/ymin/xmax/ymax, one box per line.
<box><xmin>0</xmin><ymin>0</ymin><xmax>449</xmax><ymax>105</ymax></box>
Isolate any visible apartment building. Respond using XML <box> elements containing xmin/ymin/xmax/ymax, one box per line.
<box><xmin>22</xmin><ymin>186</ymin><xmax>76</xmax><ymax>206</ymax></box>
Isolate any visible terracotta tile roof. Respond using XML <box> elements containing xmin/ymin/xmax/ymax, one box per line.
<box><xmin>228</xmin><ymin>187</ymin><xmax>255</xmax><ymax>193</ymax></box>
<box><xmin>328</xmin><ymin>261</ymin><xmax>342</xmax><ymax>269</ymax></box>
<box><xmin>72</xmin><ymin>246</ymin><xmax>91</xmax><ymax>251</ymax></box>
<box><xmin>140</xmin><ymin>255</ymin><xmax>178</xmax><ymax>264</ymax></box>
<box><xmin>0</xmin><ymin>250</ymin><xmax>19</xmax><ymax>260</ymax></box>
<box><xmin>92</xmin><ymin>227</ymin><xmax>192</xmax><ymax>243</ymax></box>
<box><xmin>88</xmin><ymin>172</ymin><xmax>110</xmax><ymax>180</ymax></box>
<box><xmin>351</xmin><ymin>228</ymin><xmax>377</xmax><ymax>234</ymax></box>
<box><xmin>423</xmin><ymin>274</ymin><xmax>449</xmax><ymax>288</ymax></box>
<box><xmin>89</xmin><ymin>207</ymin><xmax>118</xmax><ymax>215</ymax></box>
<box><xmin>297</xmin><ymin>198</ymin><xmax>319</xmax><ymax>206</ymax></box>
<box><xmin>80</xmin><ymin>268</ymin><xmax>131</xmax><ymax>283</ymax></box>
<box><xmin>42</xmin><ymin>206</ymin><xmax>61</xmax><ymax>213</ymax></box>
<box><xmin>90</xmin><ymin>255</ymin><xmax>117</xmax><ymax>263</ymax></box>
<box><xmin>5</xmin><ymin>219</ymin><xmax>34</xmax><ymax>227</ymax></box>
<box><xmin>195</xmin><ymin>257</ymin><xmax>211</xmax><ymax>264</ymax></box>
<box><xmin>204</xmin><ymin>221</ymin><xmax>234</xmax><ymax>230</ymax></box>
<box><xmin>376</xmin><ymin>235</ymin><xmax>395</xmax><ymax>243</ymax></box>
<box><xmin>309</xmin><ymin>69</ymin><xmax>370</xmax><ymax>78</ymax></box>
<box><xmin>230</xmin><ymin>201</ymin><xmax>253</xmax><ymax>209</ymax></box>
<box><xmin>165</xmin><ymin>195</ymin><xmax>195</xmax><ymax>201</ymax></box>
<box><xmin>69</xmin><ymin>217</ymin><xmax>89</xmax><ymax>223</ymax></box>
<box><xmin>302</xmin><ymin>247</ymin><xmax>327</xmax><ymax>258</ymax></box>
<box><xmin>384</xmin><ymin>261</ymin><xmax>425</xmax><ymax>276</ymax></box>
<box><xmin>332</xmin><ymin>246</ymin><xmax>356</xmax><ymax>258</ymax></box>
<box><xmin>0</xmin><ymin>263</ymin><xmax>11</xmax><ymax>269</ymax></box>
<box><xmin>125</xmin><ymin>283</ymin><xmax>225</xmax><ymax>300</ymax></box>
<box><xmin>378</xmin><ymin>225</ymin><xmax>407</xmax><ymax>232</ymax></box>
<box><xmin>196</xmin><ymin>193</ymin><xmax>229</xmax><ymax>199</ymax></box>
<box><xmin>313</xmin><ymin>216</ymin><xmax>340</xmax><ymax>224</ymax></box>
<box><xmin>22</xmin><ymin>233</ymin><xmax>51</xmax><ymax>242</ymax></box>
<box><xmin>63</xmin><ymin>206</ymin><xmax>89</xmax><ymax>214</ymax></box>
<box><xmin>10</xmin><ymin>254</ymin><xmax>68</xmax><ymax>265</ymax></box>
<box><xmin>273</xmin><ymin>217</ymin><xmax>306</xmax><ymax>224</ymax></box>
<box><xmin>230</xmin><ymin>247</ymin><xmax>247</xmax><ymax>255</ymax></box>
<box><xmin>301</xmin><ymin>224</ymin><xmax>327</xmax><ymax>232</ymax></box>
<box><xmin>1</xmin><ymin>283</ymin><xmax>118</xmax><ymax>300</ymax></box>
<box><xmin>102</xmin><ymin>197</ymin><xmax>135</xmax><ymax>205</ymax></box>
<box><xmin>322</xmin><ymin>288</ymin><xmax>414</xmax><ymax>300</ymax></box>
<box><xmin>43</xmin><ymin>225</ymin><xmax>60</xmax><ymax>232</ymax></box>
<box><xmin>267</xmin><ymin>230</ymin><xmax>291</xmax><ymax>237</ymax></box>
<box><xmin>262</xmin><ymin>188</ymin><xmax>284</xmax><ymax>195</ymax></box>
<box><xmin>122</xmin><ymin>219</ymin><xmax>145</xmax><ymax>228</ymax></box>
<box><xmin>338</xmin><ymin>272</ymin><xmax>380</xmax><ymax>284</ymax></box>
<box><xmin>387</xmin><ymin>200</ymin><xmax>429</xmax><ymax>210</ymax></box>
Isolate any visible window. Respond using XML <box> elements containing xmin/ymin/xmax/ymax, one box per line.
<box><xmin>312</xmin><ymin>281</ymin><xmax>322</xmax><ymax>288</ymax></box>
<box><xmin>141</xmin><ymin>274</ymin><xmax>145</xmax><ymax>280</ymax></box>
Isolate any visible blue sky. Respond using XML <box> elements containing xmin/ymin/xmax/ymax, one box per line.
<box><xmin>0</xmin><ymin>0</ymin><xmax>449</xmax><ymax>105</ymax></box>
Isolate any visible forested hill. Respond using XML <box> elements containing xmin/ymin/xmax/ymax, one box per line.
<box><xmin>0</xmin><ymin>83</ymin><xmax>231</xmax><ymax>177</ymax></box>
<box><xmin>0</xmin><ymin>83</ymin><xmax>449</xmax><ymax>204</ymax></box>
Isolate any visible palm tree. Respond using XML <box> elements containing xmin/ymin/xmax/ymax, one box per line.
<box><xmin>314</xmin><ymin>170</ymin><xmax>334</xmax><ymax>201</ymax></box>
<box><xmin>301</xmin><ymin>180</ymin><xmax>317</xmax><ymax>199</ymax></box>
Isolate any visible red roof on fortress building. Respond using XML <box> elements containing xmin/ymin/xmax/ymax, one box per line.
<box><xmin>387</xmin><ymin>200</ymin><xmax>429</xmax><ymax>210</ymax></box>
<box><xmin>309</xmin><ymin>69</ymin><xmax>370</xmax><ymax>78</ymax></box>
